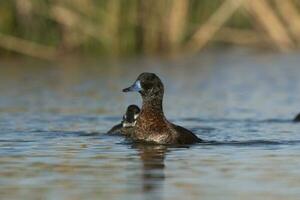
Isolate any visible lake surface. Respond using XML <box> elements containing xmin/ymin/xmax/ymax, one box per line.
<box><xmin>1</xmin><ymin>49</ymin><xmax>300</xmax><ymax>200</ymax></box>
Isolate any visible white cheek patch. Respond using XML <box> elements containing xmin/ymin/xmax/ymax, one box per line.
<box><xmin>134</xmin><ymin>114</ymin><xmax>139</xmax><ymax>120</ymax></box>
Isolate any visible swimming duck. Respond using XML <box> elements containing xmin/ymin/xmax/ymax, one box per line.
<box><xmin>294</xmin><ymin>113</ymin><xmax>300</xmax><ymax>122</ymax></box>
<box><xmin>107</xmin><ymin>105</ymin><xmax>140</xmax><ymax>135</ymax></box>
<box><xmin>123</xmin><ymin>72</ymin><xmax>202</xmax><ymax>145</ymax></box>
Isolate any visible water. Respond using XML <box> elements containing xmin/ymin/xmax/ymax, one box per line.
<box><xmin>1</xmin><ymin>49</ymin><xmax>300</xmax><ymax>200</ymax></box>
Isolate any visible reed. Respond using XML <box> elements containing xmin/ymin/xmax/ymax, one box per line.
<box><xmin>0</xmin><ymin>0</ymin><xmax>300</xmax><ymax>59</ymax></box>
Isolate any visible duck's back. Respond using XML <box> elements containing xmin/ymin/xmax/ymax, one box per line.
<box><xmin>133</xmin><ymin>122</ymin><xmax>202</xmax><ymax>144</ymax></box>
<box><xmin>172</xmin><ymin>124</ymin><xmax>203</xmax><ymax>144</ymax></box>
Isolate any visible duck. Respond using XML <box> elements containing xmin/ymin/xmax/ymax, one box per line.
<box><xmin>294</xmin><ymin>113</ymin><xmax>300</xmax><ymax>122</ymax></box>
<box><xmin>122</xmin><ymin>72</ymin><xmax>202</xmax><ymax>145</ymax></box>
<box><xmin>107</xmin><ymin>104</ymin><xmax>140</xmax><ymax>135</ymax></box>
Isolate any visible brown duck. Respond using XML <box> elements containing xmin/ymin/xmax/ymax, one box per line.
<box><xmin>123</xmin><ymin>72</ymin><xmax>202</xmax><ymax>145</ymax></box>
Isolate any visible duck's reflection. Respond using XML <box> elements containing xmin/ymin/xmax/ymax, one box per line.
<box><xmin>132</xmin><ymin>144</ymin><xmax>167</xmax><ymax>197</ymax></box>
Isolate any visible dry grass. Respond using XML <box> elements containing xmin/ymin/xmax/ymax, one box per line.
<box><xmin>1</xmin><ymin>0</ymin><xmax>300</xmax><ymax>60</ymax></box>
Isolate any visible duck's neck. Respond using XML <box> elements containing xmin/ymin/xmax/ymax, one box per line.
<box><xmin>141</xmin><ymin>97</ymin><xmax>164</xmax><ymax>118</ymax></box>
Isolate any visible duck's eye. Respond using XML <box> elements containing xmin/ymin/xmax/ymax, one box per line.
<box><xmin>141</xmin><ymin>82</ymin><xmax>153</xmax><ymax>90</ymax></box>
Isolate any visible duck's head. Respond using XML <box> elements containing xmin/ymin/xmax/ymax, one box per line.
<box><xmin>122</xmin><ymin>73</ymin><xmax>164</xmax><ymax>101</ymax></box>
<box><xmin>122</xmin><ymin>104</ymin><xmax>140</xmax><ymax>127</ymax></box>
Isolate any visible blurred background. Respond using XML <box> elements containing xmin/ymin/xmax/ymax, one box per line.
<box><xmin>2</xmin><ymin>1</ymin><xmax>300</xmax><ymax>200</ymax></box>
<box><xmin>1</xmin><ymin>0</ymin><xmax>300</xmax><ymax>60</ymax></box>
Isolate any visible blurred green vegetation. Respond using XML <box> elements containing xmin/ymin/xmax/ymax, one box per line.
<box><xmin>0</xmin><ymin>0</ymin><xmax>299</xmax><ymax>59</ymax></box>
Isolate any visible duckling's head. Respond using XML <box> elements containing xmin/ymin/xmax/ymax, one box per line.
<box><xmin>123</xmin><ymin>73</ymin><xmax>164</xmax><ymax>101</ymax></box>
<box><xmin>122</xmin><ymin>104</ymin><xmax>140</xmax><ymax>127</ymax></box>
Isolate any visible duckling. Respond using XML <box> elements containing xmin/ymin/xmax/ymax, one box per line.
<box><xmin>107</xmin><ymin>105</ymin><xmax>140</xmax><ymax>135</ymax></box>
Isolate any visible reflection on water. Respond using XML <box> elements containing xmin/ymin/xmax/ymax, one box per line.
<box><xmin>133</xmin><ymin>144</ymin><xmax>166</xmax><ymax>200</ymax></box>
<box><xmin>1</xmin><ymin>50</ymin><xmax>300</xmax><ymax>199</ymax></box>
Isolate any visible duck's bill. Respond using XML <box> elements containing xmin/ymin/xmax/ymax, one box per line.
<box><xmin>122</xmin><ymin>80</ymin><xmax>142</xmax><ymax>92</ymax></box>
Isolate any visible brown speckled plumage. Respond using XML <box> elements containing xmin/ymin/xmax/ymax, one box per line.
<box><xmin>123</xmin><ymin>73</ymin><xmax>202</xmax><ymax>145</ymax></box>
